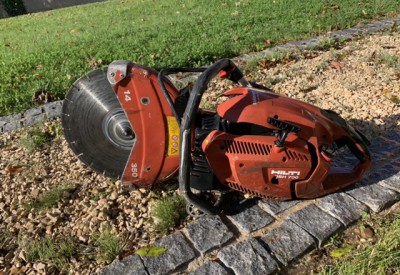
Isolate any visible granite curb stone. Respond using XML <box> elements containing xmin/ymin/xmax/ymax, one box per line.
<box><xmin>227</xmin><ymin>204</ymin><xmax>275</xmax><ymax>234</ymax></box>
<box><xmin>23</xmin><ymin>107</ymin><xmax>43</xmax><ymax>118</ymax></box>
<box><xmin>190</xmin><ymin>261</ymin><xmax>229</xmax><ymax>275</ymax></box>
<box><xmin>317</xmin><ymin>192</ymin><xmax>369</xmax><ymax>226</ymax></box>
<box><xmin>100</xmin><ymin>254</ymin><xmax>147</xmax><ymax>275</ymax></box>
<box><xmin>235</xmin><ymin>18</ymin><xmax>400</xmax><ymax>63</ymax></box>
<box><xmin>346</xmin><ymin>182</ymin><xmax>400</xmax><ymax>213</ymax></box>
<box><xmin>42</xmin><ymin>101</ymin><xmax>63</xmax><ymax>118</ymax></box>
<box><xmin>288</xmin><ymin>204</ymin><xmax>342</xmax><ymax>246</ymax></box>
<box><xmin>218</xmin><ymin>238</ymin><xmax>279</xmax><ymax>275</ymax></box>
<box><xmin>140</xmin><ymin>232</ymin><xmax>196</xmax><ymax>275</ymax></box>
<box><xmin>184</xmin><ymin>215</ymin><xmax>234</xmax><ymax>255</ymax></box>
<box><xmin>2</xmin><ymin>120</ymin><xmax>21</xmax><ymax>132</ymax></box>
<box><xmin>0</xmin><ymin>100</ymin><xmax>63</xmax><ymax>133</ymax></box>
<box><xmin>261</xmin><ymin>220</ymin><xmax>315</xmax><ymax>266</ymax></box>
<box><xmin>259</xmin><ymin>200</ymin><xmax>300</xmax><ymax>215</ymax></box>
<box><xmin>378</xmin><ymin>172</ymin><xmax>400</xmax><ymax>193</ymax></box>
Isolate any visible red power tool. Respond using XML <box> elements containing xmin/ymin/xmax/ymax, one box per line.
<box><xmin>62</xmin><ymin>59</ymin><xmax>371</xmax><ymax>214</ymax></box>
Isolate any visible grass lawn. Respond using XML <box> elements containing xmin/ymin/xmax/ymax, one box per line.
<box><xmin>319</xmin><ymin>209</ymin><xmax>400</xmax><ymax>274</ymax></box>
<box><xmin>0</xmin><ymin>0</ymin><xmax>399</xmax><ymax>115</ymax></box>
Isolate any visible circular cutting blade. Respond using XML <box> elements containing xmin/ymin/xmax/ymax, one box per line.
<box><xmin>62</xmin><ymin>68</ymin><xmax>135</xmax><ymax>179</ymax></box>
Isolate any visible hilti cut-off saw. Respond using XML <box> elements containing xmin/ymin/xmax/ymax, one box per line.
<box><xmin>62</xmin><ymin>59</ymin><xmax>371</xmax><ymax>214</ymax></box>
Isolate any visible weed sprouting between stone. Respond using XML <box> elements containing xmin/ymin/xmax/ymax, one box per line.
<box><xmin>151</xmin><ymin>195</ymin><xmax>187</xmax><ymax>235</ymax></box>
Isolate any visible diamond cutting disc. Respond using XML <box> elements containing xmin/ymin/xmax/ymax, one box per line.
<box><xmin>62</xmin><ymin>68</ymin><xmax>135</xmax><ymax>179</ymax></box>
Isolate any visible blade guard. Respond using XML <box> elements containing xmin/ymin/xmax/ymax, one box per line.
<box><xmin>204</xmin><ymin>87</ymin><xmax>371</xmax><ymax>199</ymax></box>
<box><xmin>107</xmin><ymin>61</ymin><xmax>180</xmax><ymax>189</ymax></box>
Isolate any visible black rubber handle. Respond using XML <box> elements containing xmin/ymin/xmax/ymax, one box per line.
<box><xmin>179</xmin><ymin>59</ymin><xmax>236</xmax><ymax>215</ymax></box>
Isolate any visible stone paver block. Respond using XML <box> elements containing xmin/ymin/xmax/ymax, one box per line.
<box><xmin>43</xmin><ymin>101</ymin><xmax>63</xmax><ymax>118</ymax></box>
<box><xmin>2</xmin><ymin>120</ymin><xmax>20</xmax><ymax>132</ymax></box>
<box><xmin>184</xmin><ymin>215</ymin><xmax>234</xmax><ymax>255</ymax></box>
<box><xmin>190</xmin><ymin>261</ymin><xmax>229</xmax><ymax>275</ymax></box>
<box><xmin>288</xmin><ymin>204</ymin><xmax>342</xmax><ymax>246</ymax></box>
<box><xmin>24</xmin><ymin>113</ymin><xmax>47</xmax><ymax>127</ymax></box>
<box><xmin>317</xmin><ymin>192</ymin><xmax>369</xmax><ymax>226</ymax></box>
<box><xmin>259</xmin><ymin>200</ymin><xmax>300</xmax><ymax>215</ymax></box>
<box><xmin>228</xmin><ymin>204</ymin><xmax>274</xmax><ymax>233</ymax></box>
<box><xmin>24</xmin><ymin>107</ymin><xmax>43</xmax><ymax>118</ymax></box>
<box><xmin>0</xmin><ymin>114</ymin><xmax>21</xmax><ymax>124</ymax></box>
<box><xmin>346</xmin><ymin>182</ymin><xmax>400</xmax><ymax>213</ymax></box>
<box><xmin>261</xmin><ymin>220</ymin><xmax>315</xmax><ymax>266</ymax></box>
<box><xmin>141</xmin><ymin>232</ymin><xmax>196</xmax><ymax>275</ymax></box>
<box><xmin>218</xmin><ymin>238</ymin><xmax>279</xmax><ymax>275</ymax></box>
<box><xmin>378</xmin><ymin>172</ymin><xmax>400</xmax><ymax>193</ymax></box>
<box><xmin>101</xmin><ymin>254</ymin><xmax>147</xmax><ymax>275</ymax></box>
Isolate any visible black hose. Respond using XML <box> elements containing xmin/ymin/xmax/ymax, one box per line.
<box><xmin>158</xmin><ymin>68</ymin><xmax>206</xmax><ymax>126</ymax></box>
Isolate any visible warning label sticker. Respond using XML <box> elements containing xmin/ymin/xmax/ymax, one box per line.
<box><xmin>166</xmin><ymin>116</ymin><xmax>180</xmax><ymax>156</ymax></box>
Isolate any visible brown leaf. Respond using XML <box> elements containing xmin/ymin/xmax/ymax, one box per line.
<box><xmin>360</xmin><ymin>226</ymin><xmax>375</xmax><ymax>239</ymax></box>
<box><xmin>258</xmin><ymin>59</ymin><xmax>276</xmax><ymax>69</ymax></box>
<box><xmin>5</xmin><ymin>164</ymin><xmax>24</xmax><ymax>176</ymax></box>
<box><xmin>330</xmin><ymin>60</ymin><xmax>343</xmax><ymax>71</ymax></box>
<box><xmin>265</xmin><ymin>39</ymin><xmax>271</xmax><ymax>46</ymax></box>
<box><xmin>32</xmin><ymin>90</ymin><xmax>53</xmax><ymax>105</ymax></box>
<box><xmin>329</xmin><ymin>4</ymin><xmax>340</xmax><ymax>9</ymax></box>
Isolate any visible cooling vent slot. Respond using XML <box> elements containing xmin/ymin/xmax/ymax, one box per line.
<box><xmin>225</xmin><ymin>180</ymin><xmax>279</xmax><ymax>200</ymax></box>
<box><xmin>286</xmin><ymin>149</ymin><xmax>309</xmax><ymax>161</ymax></box>
<box><xmin>224</xmin><ymin>140</ymin><xmax>272</xmax><ymax>155</ymax></box>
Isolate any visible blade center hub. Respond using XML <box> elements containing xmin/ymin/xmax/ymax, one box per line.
<box><xmin>102</xmin><ymin>109</ymin><xmax>135</xmax><ymax>150</ymax></box>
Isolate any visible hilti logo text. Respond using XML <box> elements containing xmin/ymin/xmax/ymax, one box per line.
<box><xmin>271</xmin><ymin>170</ymin><xmax>300</xmax><ymax>180</ymax></box>
<box><xmin>271</xmin><ymin>170</ymin><xmax>300</xmax><ymax>176</ymax></box>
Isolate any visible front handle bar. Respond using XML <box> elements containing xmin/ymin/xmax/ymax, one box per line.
<box><xmin>179</xmin><ymin>59</ymin><xmax>239</xmax><ymax>215</ymax></box>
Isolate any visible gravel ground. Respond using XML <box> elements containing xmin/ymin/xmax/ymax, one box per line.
<box><xmin>1</xmin><ymin>31</ymin><xmax>399</xmax><ymax>274</ymax></box>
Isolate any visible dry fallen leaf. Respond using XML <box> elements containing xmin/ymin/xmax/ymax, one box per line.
<box><xmin>5</xmin><ymin>164</ymin><xmax>24</xmax><ymax>176</ymax></box>
<box><xmin>330</xmin><ymin>60</ymin><xmax>343</xmax><ymax>71</ymax></box>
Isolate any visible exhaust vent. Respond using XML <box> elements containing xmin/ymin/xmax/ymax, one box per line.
<box><xmin>224</xmin><ymin>140</ymin><xmax>272</xmax><ymax>155</ymax></box>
